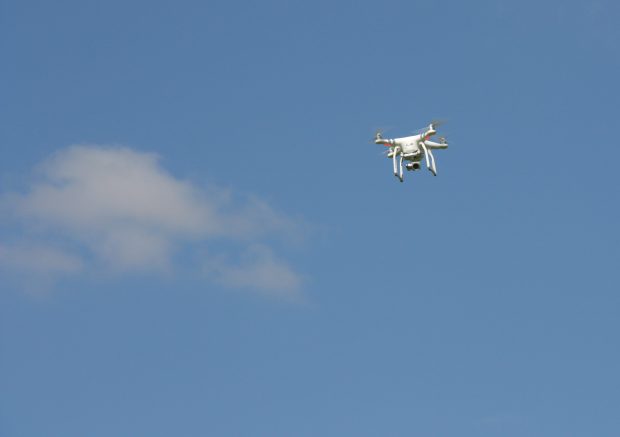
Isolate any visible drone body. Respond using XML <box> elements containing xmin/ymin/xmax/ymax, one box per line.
<box><xmin>375</xmin><ymin>122</ymin><xmax>448</xmax><ymax>182</ymax></box>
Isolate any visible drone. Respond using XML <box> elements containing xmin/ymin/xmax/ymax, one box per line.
<box><xmin>374</xmin><ymin>121</ymin><xmax>448</xmax><ymax>182</ymax></box>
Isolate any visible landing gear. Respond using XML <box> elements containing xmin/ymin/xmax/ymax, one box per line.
<box><xmin>420</xmin><ymin>142</ymin><xmax>437</xmax><ymax>176</ymax></box>
<box><xmin>392</xmin><ymin>147</ymin><xmax>404</xmax><ymax>182</ymax></box>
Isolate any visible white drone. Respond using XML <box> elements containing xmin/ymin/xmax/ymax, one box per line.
<box><xmin>375</xmin><ymin>121</ymin><xmax>448</xmax><ymax>182</ymax></box>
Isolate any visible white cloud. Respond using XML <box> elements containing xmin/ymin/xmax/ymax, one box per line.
<box><xmin>1</xmin><ymin>145</ymin><xmax>304</xmax><ymax>298</ymax></box>
<box><xmin>0</xmin><ymin>243</ymin><xmax>83</xmax><ymax>275</ymax></box>
<box><xmin>204</xmin><ymin>245</ymin><xmax>303</xmax><ymax>301</ymax></box>
<box><xmin>14</xmin><ymin>146</ymin><xmax>217</xmax><ymax>237</ymax></box>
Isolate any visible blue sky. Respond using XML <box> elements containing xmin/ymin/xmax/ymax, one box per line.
<box><xmin>1</xmin><ymin>0</ymin><xmax>619</xmax><ymax>435</ymax></box>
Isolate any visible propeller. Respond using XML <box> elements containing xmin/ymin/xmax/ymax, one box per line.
<box><xmin>419</xmin><ymin>119</ymin><xmax>447</xmax><ymax>139</ymax></box>
<box><xmin>370</xmin><ymin>127</ymin><xmax>395</xmax><ymax>147</ymax></box>
<box><xmin>370</xmin><ymin>125</ymin><xmax>394</xmax><ymax>143</ymax></box>
<box><xmin>430</xmin><ymin>119</ymin><xmax>446</xmax><ymax>129</ymax></box>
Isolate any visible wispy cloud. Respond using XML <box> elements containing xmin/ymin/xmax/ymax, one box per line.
<box><xmin>0</xmin><ymin>145</ymin><xmax>305</xmax><ymax>298</ymax></box>
<box><xmin>203</xmin><ymin>245</ymin><xmax>303</xmax><ymax>301</ymax></box>
<box><xmin>0</xmin><ymin>243</ymin><xmax>83</xmax><ymax>275</ymax></box>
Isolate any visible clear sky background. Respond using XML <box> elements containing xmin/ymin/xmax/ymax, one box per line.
<box><xmin>1</xmin><ymin>0</ymin><xmax>619</xmax><ymax>436</ymax></box>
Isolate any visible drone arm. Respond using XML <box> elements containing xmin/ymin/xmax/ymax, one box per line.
<box><xmin>424</xmin><ymin>140</ymin><xmax>448</xmax><ymax>149</ymax></box>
